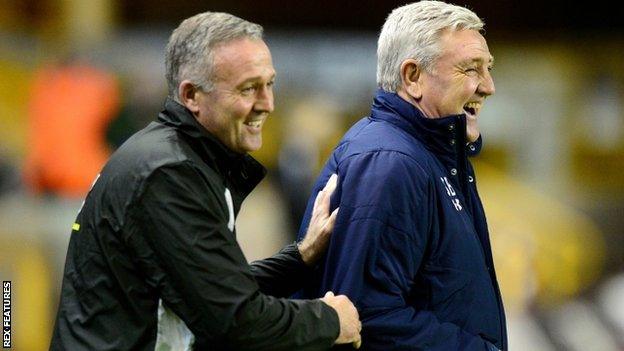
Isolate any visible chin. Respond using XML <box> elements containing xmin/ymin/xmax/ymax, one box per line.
<box><xmin>243</xmin><ymin>144</ymin><xmax>262</xmax><ymax>153</ymax></box>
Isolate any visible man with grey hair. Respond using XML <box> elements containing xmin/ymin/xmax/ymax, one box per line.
<box><xmin>298</xmin><ymin>1</ymin><xmax>506</xmax><ymax>350</ymax></box>
<box><xmin>50</xmin><ymin>12</ymin><xmax>361</xmax><ymax>350</ymax></box>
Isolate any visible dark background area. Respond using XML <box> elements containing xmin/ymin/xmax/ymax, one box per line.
<box><xmin>12</xmin><ymin>0</ymin><xmax>624</xmax><ymax>34</ymax></box>
<box><xmin>118</xmin><ymin>0</ymin><xmax>623</xmax><ymax>34</ymax></box>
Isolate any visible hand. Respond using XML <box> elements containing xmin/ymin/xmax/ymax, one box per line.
<box><xmin>298</xmin><ymin>174</ymin><xmax>339</xmax><ymax>266</ymax></box>
<box><xmin>320</xmin><ymin>291</ymin><xmax>362</xmax><ymax>349</ymax></box>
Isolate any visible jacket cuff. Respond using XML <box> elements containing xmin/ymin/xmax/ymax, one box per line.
<box><xmin>286</xmin><ymin>242</ymin><xmax>315</xmax><ymax>272</ymax></box>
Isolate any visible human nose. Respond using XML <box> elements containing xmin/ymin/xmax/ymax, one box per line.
<box><xmin>255</xmin><ymin>85</ymin><xmax>274</xmax><ymax>113</ymax></box>
<box><xmin>479</xmin><ymin>70</ymin><xmax>495</xmax><ymax>97</ymax></box>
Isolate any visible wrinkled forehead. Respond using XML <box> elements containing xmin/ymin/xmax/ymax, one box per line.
<box><xmin>438</xmin><ymin>29</ymin><xmax>493</xmax><ymax>64</ymax></box>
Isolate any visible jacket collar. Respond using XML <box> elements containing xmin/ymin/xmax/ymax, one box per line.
<box><xmin>370</xmin><ymin>89</ymin><xmax>482</xmax><ymax>157</ymax></box>
<box><xmin>157</xmin><ymin>97</ymin><xmax>266</xmax><ymax>195</ymax></box>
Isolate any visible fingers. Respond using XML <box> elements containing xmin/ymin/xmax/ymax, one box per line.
<box><xmin>312</xmin><ymin>188</ymin><xmax>325</xmax><ymax>214</ymax></box>
<box><xmin>353</xmin><ymin>320</ymin><xmax>362</xmax><ymax>348</ymax></box>
<box><xmin>300</xmin><ymin>176</ymin><xmax>339</xmax><ymax>266</ymax></box>
<box><xmin>312</xmin><ymin>173</ymin><xmax>339</xmax><ymax>219</ymax></box>
<box><xmin>351</xmin><ymin>318</ymin><xmax>362</xmax><ymax>348</ymax></box>
<box><xmin>326</xmin><ymin>208</ymin><xmax>339</xmax><ymax>229</ymax></box>
<box><xmin>324</xmin><ymin>173</ymin><xmax>338</xmax><ymax>196</ymax></box>
<box><xmin>322</xmin><ymin>293</ymin><xmax>362</xmax><ymax>347</ymax></box>
<box><xmin>318</xmin><ymin>174</ymin><xmax>337</xmax><ymax>215</ymax></box>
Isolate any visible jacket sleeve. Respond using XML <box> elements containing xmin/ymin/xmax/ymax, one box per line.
<box><xmin>123</xmin><ymin>162</ymin><xmax>339</xmax><ymax>350</ymax></box>
<box><xmin>250</xmin><ymin>243</ymin><xmax>314</xmax><ymax>297</ymax></box>
<box><xmin>303</xmin><ymin>151</ymin><xmax>492</xmax><ymax>351</ymax></box>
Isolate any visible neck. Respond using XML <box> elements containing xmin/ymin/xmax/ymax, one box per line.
<box><xmin>396</xmin><ymin>88</ymin><xmax>430</xmax><ymax>119</ymax></box>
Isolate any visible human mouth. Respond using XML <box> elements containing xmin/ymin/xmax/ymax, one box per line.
<box><xmin>463</xmin><ymin>102</ymin><xmax>481</xmax><ymax>117</ymax></box>
<box><xmin>244</xmin><ymin>120</ymin><xmax>262</xmax><ymax>128</ymax></box>
<box><xmin>243</xmin><ymin>118</ymin><xmax>264</xmax><ymax>134</ymax></box>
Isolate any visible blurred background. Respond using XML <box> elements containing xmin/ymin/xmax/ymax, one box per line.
<box><xmin>0</xmin><ymin>0</ymin><xmax>623</xmax><ymax>349</ymax></box>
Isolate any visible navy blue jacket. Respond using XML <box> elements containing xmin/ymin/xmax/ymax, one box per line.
<box><xmin>297</xmin><ymin>90</ymin><xmax>507</xmax><ymax>350</ymax></box>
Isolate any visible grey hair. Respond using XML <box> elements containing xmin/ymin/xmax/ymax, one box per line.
<box><xmin>377</xmin><ymin>1</ymin><xmax>484</xmax><ymax>92</ymax></box>
<box><xmin>165</xmin><ymin>12</ymin><xmax>263</xmax><ymax>100</ymax></box>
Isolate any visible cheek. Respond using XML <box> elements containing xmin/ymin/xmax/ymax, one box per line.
<box><xmin>469</xmin><ymin>80</ymin><xmax>480</xmax><ymax>93</ymax></box>
<box><xmin>221</xmin><ymin>105</ymin><xmax>249</xmax><ymax>131</ymax></box>
<box><xmin>448</xmin><ymin>80</ymin><xmax>477</xmax><ymax>104</ymax></box>
<box><xmin>434</xmin><ymin>77</ymin><xmax>466</xmax><ymax>102</ymax></box>
<box><xmin>232</xmin><ymin>101</ymin><xmax>253</xmax><ymax>120</ymax></box>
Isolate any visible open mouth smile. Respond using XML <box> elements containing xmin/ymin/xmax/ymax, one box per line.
<box><xmin>463</xmin><ymin>102</ymin><xmax>481</xmax><ymax>116</ymax></box>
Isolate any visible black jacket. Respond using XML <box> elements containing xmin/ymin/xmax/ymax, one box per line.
<box><xmin>50</xmin><ymin>98</ymin><xmax>339</xmax><ymax>350</ymax></box>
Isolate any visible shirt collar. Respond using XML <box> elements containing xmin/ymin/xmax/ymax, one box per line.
<box><xmin>370</xmin><ymin>89</ymin><xmax>482</xmax><ymax>157</ymax></box>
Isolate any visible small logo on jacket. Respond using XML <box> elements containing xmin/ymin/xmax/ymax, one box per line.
<box><xmin>440</xmin><ymin>177</ymin><xmax>462</xmax><ymax>211</ymax></box>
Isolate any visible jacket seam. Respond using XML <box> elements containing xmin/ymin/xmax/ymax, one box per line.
<box><xmin>337</xmin><ymin>148</ymin><xmax>430</xmax><ymax>181</ymax></box>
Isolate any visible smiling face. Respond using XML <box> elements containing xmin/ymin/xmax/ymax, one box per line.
<box><xmin>191</xmin><ymin>38</ymin><xmax>275</xmax><ymax>154</ymax></box>
<box><xmin>403</xmin><ymin>29</ymin><xmax>495</xmax><ymax>142</ymax></box>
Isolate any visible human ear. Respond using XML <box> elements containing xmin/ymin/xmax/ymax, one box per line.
<box><xmin>178</xmin><ymin>80</ymin><xmax>200</xmax><ymax>114</ymax></box>
<box><xmin>400</xmin><ymin>59</ymin><xmax>422</xmax><ymax>99</ymax></box>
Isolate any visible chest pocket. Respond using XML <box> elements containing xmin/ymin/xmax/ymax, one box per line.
<box><xmin>224</xmin><ymin>188</ymin><xmax>235</xmax><ymax>232</ymax></box>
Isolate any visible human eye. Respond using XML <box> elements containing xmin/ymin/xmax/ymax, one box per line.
<box><xmin>464</xmin><ymin>66</ymin><xmax>478</xmax><ymax>75</ymax></box>
<box><xmin>240</xmin><ymin>85</ymin><xmax>257</xmax><ymax>95</ymax></box>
